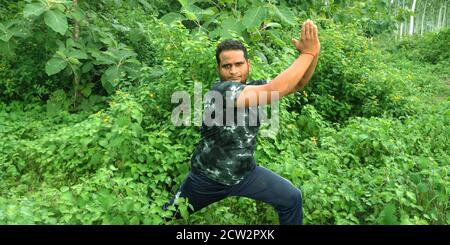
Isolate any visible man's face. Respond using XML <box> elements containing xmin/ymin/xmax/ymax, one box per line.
<box><xmin>217</xmin><ymin>50</ymin><xmax>250</xmax><ymax>84</ymax></box>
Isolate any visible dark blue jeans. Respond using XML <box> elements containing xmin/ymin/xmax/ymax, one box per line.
<box><xmin>165</xmin><ymin>166</ymin><xmax>302</xmax><ymax>225</ymax></box>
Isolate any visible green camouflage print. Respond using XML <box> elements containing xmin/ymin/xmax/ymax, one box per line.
<box><xmin>191</xmin><ymin>80</ymin><xmax>268</xmax><ymax>185</ymax></box>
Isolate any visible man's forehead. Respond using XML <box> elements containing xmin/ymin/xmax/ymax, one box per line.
<box><xmin>219</xmin><ymin>50</ymin><xmax>246</xmax><ymax>63</ymax></box>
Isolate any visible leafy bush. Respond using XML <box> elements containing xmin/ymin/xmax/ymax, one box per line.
<box><xmin>0</xmin><ymin>1</ymin><xmax>448</xmax><ymax>225</ymax></box>
<box><xmin>395</xmin><ymin>29</ymin><xmax>450</xmax><ymax>65</ymax></box>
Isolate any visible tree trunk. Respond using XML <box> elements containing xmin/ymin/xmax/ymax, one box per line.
<box><xmin>438</xmin><ymin>2</ymin><xmax>443</xmax><ymax>30</ymax></box>
<box><xmin>72</xmin><ymin>0</ymin><xmax>81</xmax><ymax>109</ymax></box>
<box><xmin>409</xmin><ymin>0</ymin><xmax>417</xmax><ymax>35</ymax></box>
<box><xmin>442</xmin><ymin>0</ymin><xmax>448</xmax><ymax>29</ymax></box>
<box><xmin>421</xmin><ymin>0</ymin><xmax>428</xmax><ymax>35</ymax></box>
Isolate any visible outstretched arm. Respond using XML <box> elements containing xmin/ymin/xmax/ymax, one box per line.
<box><xmin>294</xmin><ymin>52</ymin><xmax>319</xmax><ymax>91</ymax></box>
<box><xmin>290</xmin><ymin>20</ymin><xmax>320</xmax><ymax>93</ymax></box>
<box><xmin>236</xmin><ymin>20</ymin><xmax>319</xmax><ymax>108</ymax></box>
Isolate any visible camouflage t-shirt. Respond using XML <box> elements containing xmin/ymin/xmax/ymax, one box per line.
<box><xmin>191</xmin><ymin>80</ymin><xmax>268</xmax><ymax>185</ymax></box>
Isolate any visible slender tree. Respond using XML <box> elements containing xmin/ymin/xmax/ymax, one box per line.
<box><xmin>421</xmin><ymin>0</ymin><xmax>429</xmax><ymax>35</ymax></box>
<box><xmin>409</xmin><ymin>0</ymin><xmax>417</xmax><ymax>35</ymax></box>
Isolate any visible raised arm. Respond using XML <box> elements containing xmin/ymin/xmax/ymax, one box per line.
<box><xmin>292</xmin><ymin>21</ymin><xmax>320</xmax><ymax>92</ymax></box>
<box><xmin>236</xmin><ymin>20</ymin><xmax>320</xmax><ymax>108</ymax></box>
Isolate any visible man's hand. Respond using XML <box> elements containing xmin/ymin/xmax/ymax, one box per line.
<box><xmin>292</xmin><ymin>19</ymin><xmax>320</xmax><ymax>56</ymax></box>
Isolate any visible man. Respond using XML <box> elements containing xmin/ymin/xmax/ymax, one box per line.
<box><xmin>165</xmin><ymin>20</ymin><xmax>320</xmax><ymax>225</ymax></box>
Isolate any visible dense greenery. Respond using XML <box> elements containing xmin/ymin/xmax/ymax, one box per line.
<box><xmin>0</xmin><ymin>0</ymin><xmax>448</xmax><ymax>224</ymax></box>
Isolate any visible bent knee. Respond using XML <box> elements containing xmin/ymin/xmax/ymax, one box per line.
<box><xmin>287</xmin><ymin>188</ymin><xmax>302</xmax><ymax>207</ymax></box>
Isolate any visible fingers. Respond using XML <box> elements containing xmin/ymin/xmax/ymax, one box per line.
<box><xmin>301</xmin><ymin>19</ymin><xmax>318</xmax><ymax>40</ymax></box>
<box><xmin>301</xmin><ymin>21</ymin><xmax>306</xmax><ymax>40</ymax></box>
<box><xmin>312</xmin><ymin>24</ymin><xmax>317</xmax><ymax>39</ymax></box>
<box><xmin>306</xmin><ymin>20</ymin><xmax>311</xmax><ymax>39</ymax></box>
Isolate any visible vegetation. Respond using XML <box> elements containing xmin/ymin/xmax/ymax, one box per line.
<box><xmin>0</xmin><ymin>0</ymin><xmax>448</xmax><ymax>224</ymax></box>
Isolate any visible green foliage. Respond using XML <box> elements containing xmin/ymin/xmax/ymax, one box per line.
<box><xmin>0</xmin><ymin>1</ymin><xmax>449</xmax><ymax>225</ymax></box>
<box><xmin>0</xmin><ymin>0</ymin><xmax>143</xmax><ymax>108</ymax></box>
<box><xmin>395</xmin><ymin>29</ymin><xmax>450</xmax><ymax>65</ymax></box>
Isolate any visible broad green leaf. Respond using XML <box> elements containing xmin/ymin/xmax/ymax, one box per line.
<box><xmin>242</xmin><ymin>6</ymin><xmax>267</xmax><ymax>30</ymax></box>
<box><xmin>81</xmin><ymin>62</ymin><xmax>93</xmax><ymax>73</ymax></box>
<box><xmin>99</xmin><ymin>194</ymin><xmax>115</xmax><ymax>210</ymax></box>
<box><xmin>71</xmin><ymin>7</ymin><xmax>85</xmax><ymax>21</ymax></box>
<box><xmin>46</xmin><ymin>101</ymin><xmax>59</xmax><ymax>115</ymax></box>
<box><xmin>92</xmin><ymin>51</ymin><xmax>116</xmax><ymax>65</ymax></box>
<box><xmin>379</xmin><ymin>203</ymin><xmax>399</xmax><ymax>225</ymax></box>
<box><xmin>112</xmin><ymin>23</ymin><xmax>130</xmax><ymax>32</ymax></box>
<box><xmin>80</xmin><ymin>83</ymin><xmax>94</xmax><ymax>97</ymax></box>
<box><xmin>0</xmin><ymin>39</ymin><xmax>17</xmax><ymax>56</ymax></box>
<box><xmin>267</xmin><ymin>29</ymin><xmax>285</xmax><ymax>46</ymax></box>
<box><xmin>181</xmin><ymin>4</ymin><xmax>203</xmax><ymax>21</ymax></box>
<box><xmin>178</xmin><ymin>0</ymin><xmax>189</xmax><ymax>8</ymax></box>
<box><xmin>273</xmin><ymin>5</ymin><xmax>296</xmax><ymax>26</ymax></box>
<box><xmin>68</xmin><ymin>50</ymin><xmax>88</xmax><ymax>59</ymax></box>
<box><xmin>130</xmin><ymin>216</ymin><xmax>140</xmax><ymax>225</ymax></box>
<box><xmin>101</xmin><ymin>66</ymin><xmax>120</xmax><ymax>94</ymax></box>
<box><xmin>45</xmin><ymin>57</ymin><xmax>68</xmax><ymax>75</ymax></box>
<box><xmin>116</xmin><ymin>49</ymin><xmax>137</xmax><ymax>60</ymax></box>
<box><xmin>161</xmin><ymin>12</ymin><xmax>185</xmax><ymax>25</ymax></box>
<box><xmin>220</xmin><ymin>17</ymin><xmax>245</xmax><ymax>38</ymax></box>
<box><xmin>44</xmin><ymin>9</ymin><xmax>68</xmax><ymax>35</ymax></box>
<box><xmin>117</xmin><ymin>115</ymin><xmax>131</xmax><ymax>127</ymax></box>
<box><xmin>179</xmin><ymin>205</ymin><xmax>189</xmax><ymax>220</ymax></box>
<box><xmin>202</xmin><ymin>8</ymin><xmax>216</xmax><ymax>16</ymax></box>
<box><xmin>10</xmin><ymin>24</ymin><xmax>31</xmax><ymax>38</ymax></box>
<box><xmin>182</xmin><ymin>8</ymin><xmax>198</xmax><ymax>21</ymax></box>
<box><xmin>265</xmin><ymin>22</ymin><xmax>282</xmax><ymax>29</ymax></box>
<box><xmin>0</xmin><ymin>30</ymin><xmax>13</xmax><ymax>42</ymax></box>
<box><xmin>23</xmin><ymin>3</ymin><xmax>47</xmax><ymax>18</ymax></box>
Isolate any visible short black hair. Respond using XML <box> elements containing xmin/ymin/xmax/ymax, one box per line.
<box><xmin>215</xmin><ymin>39</ymin><xmax>248</xmax><ymax>65</ymax></box>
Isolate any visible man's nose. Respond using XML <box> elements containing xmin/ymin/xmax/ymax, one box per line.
<box><xmin>230</xmin><ymin>65</ymin><xmax>237</xmax><ymax>74</ymax></box>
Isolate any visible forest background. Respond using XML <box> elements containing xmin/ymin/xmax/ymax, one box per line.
<box><xmin>0</xmin><ymin>0</ymin><xmax>448</xmax><ymax>224</ymax></box>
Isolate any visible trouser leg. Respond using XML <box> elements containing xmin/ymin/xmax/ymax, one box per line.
<box><xmin>163</xmin><ymin>171</ymin><xmax>229</xmax><ymax>215</ymax></box>
<box><xmin>229</xmin><ymin>166</ymin><xmax>303</xmax><ymax>225</ymax></box>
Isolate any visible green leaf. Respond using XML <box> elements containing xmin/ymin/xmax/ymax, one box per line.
<box><xmin>182</xmin><ymin>8</ymin><xmax>198</xmax><ymax>21</ymax></box>
<box><xmin>179</xmin><ymin>205</ymin><xmax>189</xmax><ymax>220</ymax></box>
<box><xmin>81</xmin><ymin>62</ymin><xmax>93</xmax><ymax>73</ymax></box>
<box><xmin>92</xmin><ymin>51</ymin><xmax>116</xmax><ymax>65</ymax></box>
<box><xmin>178</xmin><ymin>0</ymin><xmax>189</xmax><ymax>8</ymax></box>
<box><xmin>242</xmin><ymin>6</ymin><xmax>267</xmax><ymax>30</ymax></box>
<box><xmin>45</xmin><ymin>57</ymin><xmax>68</xmax><ymax>75</ymax></box>
<box><xmin>220</xmin><ymin>17</ymin><xmax>245</xmax><ymax>38</ymax></box>
<box><xmin>161</xmin><ymin>12</ymin><xmax>185</xmax><ymax>25</ymax></box>
<box><xmin>117</xmin><ymin>115</ymin><xmax>131</xmax><ymax>127</ymax></box>
<box><xmin>130</xmin><ymin>216</ymin><xmax>140</xmax><ymax>225</ymax></box>
<box><xmin>101</xmin><ymin>66</ymin><xmax>120</xmax><ymax>94</ymax></box>
<box><xmin>0</xmin><ymin>30</ymin><xmax>13</xmax><ymax>42</ymax></box>
<box><xmin>68</xmin><ymin>50</ymin><xmax>88</xmax><ymax>59</ymax></box>
<box><xmin>265</xmin><ymin>22</ymin><xmax>282</xmax><ymax>29</ymax></box>
<box><xmin>23</xmin><ymin>3</ymin><xmax>47</xmax><ymax>18</ymax></box>
<box><xmin>405</xmin><ymin>191</ymin><xmax>416</xmax><ymax>203</ymax></box>
<box><xmin>80</xmin><ymin>83</ymin><xmax>94</xmax><ymax>97</ymax></box>
<box><xmin>379</xmin><ymin>203</ymin><xmax>399</xmax><ymax>225</ymax></box>
<box><xmin>98</xmin><ymin>139</ymin><xmax>108</xmax><ymax>147</ymax></box>
<box><xmin>71</xmin><ymin>7</ymin><xmax>85</xmax><ymax>21</ymax></box>
<box><xmin>202</xmin><ymin>8</ymin><xmax>216</xmax><ymax>16</ymax></box>
<box><xmin>44</xmin><ymin>9</ymin><xmax>68</xmax><ymax>35</ymax></box>
<box><xmin>273</xmin><ymin>5</ymin><xmax>296</xmax><ymax>26</ymax></box>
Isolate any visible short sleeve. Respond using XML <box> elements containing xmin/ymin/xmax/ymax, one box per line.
<box><xmin>248</xmin><ymin>80</ymin><xmax>268</xmax><ymax>86</ymax></box>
